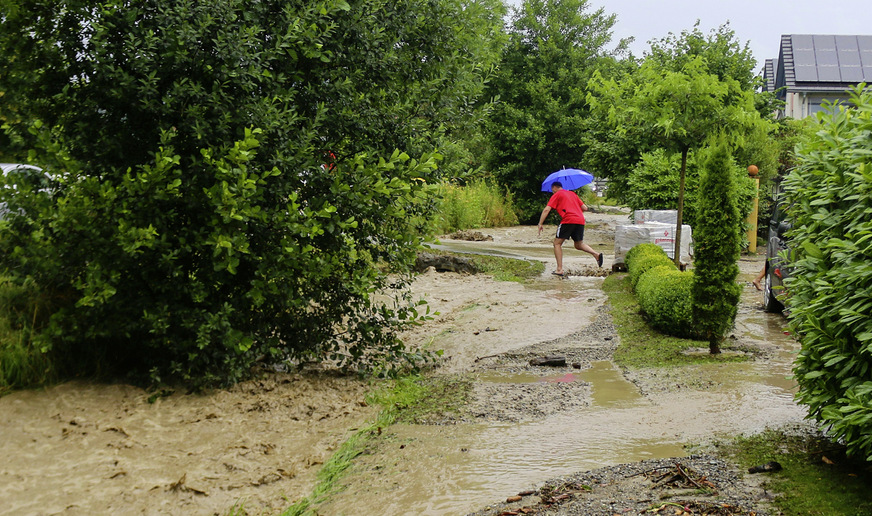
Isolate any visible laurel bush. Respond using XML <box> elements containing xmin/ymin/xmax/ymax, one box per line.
<box><xmin>785</xmin><ymin>85</ymin><xmax>872</xmax><ymax>460</ymax></box>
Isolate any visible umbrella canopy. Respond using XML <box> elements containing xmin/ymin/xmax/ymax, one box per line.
<box><xmin>541</xmin><ymin>168</ymin><xmax>594</xmax><ymax>192</ymax></box>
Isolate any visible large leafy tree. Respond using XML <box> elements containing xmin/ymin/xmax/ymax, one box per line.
<box><xmin>483</xmin><ymin>0</ymin><xmax>624</xmax><ymax>219</ymax></box>
<box><xmin>588</xmin><ymin>55</ymin><xmax>768</xmax><ymax>264</ymax></box>
<box><xmin>0</xmin><ymin>0</ymin><xmax>503</xmax><ymax>385</ymax></box>
<box><xmin>585</xmin><ymin>22</ymin><xmax>777</xmax><ymax>202</ymax></box>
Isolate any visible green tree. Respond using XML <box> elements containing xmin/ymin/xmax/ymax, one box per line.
<box><xmin>588</xmin><ymin>56</ymin><xmax>765</xmax><ymax>265</ymax></box>
<box><xmin>691</xmin><ymin>138</ymin><xmax>742</xmax><ymax>354</ymax></box>
<box><xmin>483</xmin><ymin>0</ymin><xmax>624</xmax><ymax>219</ymax></box>
<box><xmin>0</xmin><ymin>0</ymin><xmax>502</xmax><ymax>386</ymax></box>
<box><xmin>785</xmin><ymin>85</ymin><xmax>872</xmax><ymax>460</ymax></box>
<box><xmin>647</xmin><ymin>22</ymin><xmax>757</xmax><ymax>90</ymax></box>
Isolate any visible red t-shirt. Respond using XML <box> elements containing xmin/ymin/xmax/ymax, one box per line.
<box><xmin>547</xmin><ymin>189</ymin><xmax>585</xmax><ymax>225</ymax></box>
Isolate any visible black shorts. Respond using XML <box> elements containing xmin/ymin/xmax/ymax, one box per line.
<box><xmin>556</xmin><ymin>223</ymin><xmax>585</xmax><ymax>242</ymax></box>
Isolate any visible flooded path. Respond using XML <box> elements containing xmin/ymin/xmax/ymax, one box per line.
<box><xmin>321</xmin><ymin>216</ymin><xmax>808</xmax><ymax>515</ymax></box>
<box><xmin>0</xmin><ymin>213</ymin><xmax>807</xmax><ymax>515</ymax></box>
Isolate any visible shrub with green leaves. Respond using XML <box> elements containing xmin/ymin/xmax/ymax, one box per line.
<box><xmin>636</xmin><ymin>265</ymin><xmax>695</xmax><ymax>337</ymax></box>
<box><xmin>691</xmin><ymin>138</ymin><xmax>742</xmax><ymax>354</ymax></box>
<box><xmin>628</xmin><ymin>248</ymin><xmax>676</xmax><ymax>288</ymax></box>
<box><xmin>784</xmin><ymin>85</ymin><xmax>872</xmax><ymax>461</ymax></box>
<box><xmin>625</xmin><ymin>243</ymin><xmax>667</xmax><ymax>270</ymax></box>
<box><xmin>0</xmin><ymin>0</ymin><xmax>503</xmax><ymax>386</ymax></box>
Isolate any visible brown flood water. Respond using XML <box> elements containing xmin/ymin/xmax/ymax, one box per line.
<box><xmin>0</xmin><ymin>374</ymin><xmax>374</xmax><ymax>516</ymax></box>
<box><xmin>0</xmin><ymin>218</ymin><xmax>806</xmax><ymax>515</ymax></box>
<box><xmin>320</xmin><ymin>234</ymin><xmax>805</xmax><ymax>515</ymax></box>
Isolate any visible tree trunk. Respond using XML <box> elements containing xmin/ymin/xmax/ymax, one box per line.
<box><xmin>674</xmin><ymin>147</ymin><xmax>688</xmax><ymax>267</ymax></box>
<box><xmin>709</xmin><ymin>338</ymin><xmax>722</xmax><ymax>355</ymax></box>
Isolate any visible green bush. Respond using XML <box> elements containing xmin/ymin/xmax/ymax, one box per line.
<box><xmin>435</xmin><ymin>179</ymin><xmax>519</xmax><ymax>233</ymax></box>
<box><xmin>628</xmin><ymin>250</ymin><xmax>676</xmax><ymax>288</ymax></box>
<box><xmin>691</xmin><ymin>137</ymin><xmax>742</xmax><ymax>353</ymax></box>
<box><xmin>0</xmin><ymin>0</ymin><xmax>503</xmax><ymax>386</ymax></box>
<box><xmin>625</xmin><ymin>148</ymin><xmax>757</xmax><ymax>230</ymax></box>
<box><xmin>625</xmin><ymin>243</ymin><xmax>668</xmax><ymax>270</ymax></box>
<box><xmin>636</xmin><ymin>265</ymin><xmax>695</xmax><ymax>338</ymax></box>
<box><xmin>784</xmin><ymin>85</ymin><xmax>872</xmax><ymax>461</ymax></box>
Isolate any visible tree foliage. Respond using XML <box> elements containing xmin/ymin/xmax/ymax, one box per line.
<box><xmin>626</xmin><ymin>149</ymin><xmax>756</xmax><ymax>231</ymax></box>
<box><xmin>691</xmin><ymin>138</ymin><xmax>742</xmax><ymax>353</ymax></box>
<box><xmin>483</xmin><ymin>0</ymin><xmax>624</xmax><ymax>219</ymax></box>
<box><xmin>785</xmin><ymin>85</ymin><xmax>872</xmax><ymax>460</ymax></box>
<box><xmin>585</xmin><ymin>23</ymin><xmax>776</xmax><ymax>204</ymax></box>
<box><xmin>0</xmin><ymin>0</ymin><xmax>503</xmax><ymax>385</ymax></box>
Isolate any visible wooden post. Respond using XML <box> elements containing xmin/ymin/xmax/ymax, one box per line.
<box><xmin>746</xmin><ymin>165</ymin><xmax>759</xmax><ymax>253</ymax></box>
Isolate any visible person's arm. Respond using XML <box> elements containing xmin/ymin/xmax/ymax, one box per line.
<box><xmin>537</xmin><ymin>206</ymin><xmax>552</xmax><ymax>235</ymax></box>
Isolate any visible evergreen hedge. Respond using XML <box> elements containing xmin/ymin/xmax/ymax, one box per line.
<box><xmin>785</xmin><ymin>85</ymin><xmax>872</xmax><ymax>460</ymax></box>
<box><xmin>628</xmin><ymin>248</ymin><xmax>676</xmax><ymax>287</ymax></box>
<box><xmin>636</xmin><ymin>265</ymin><xmax>695</xmax><ymax>337</ymax></box>
<box><xmin>691</xmin><ymin>137</ymin><xmax>742</xmax><ymax>353</ymax></box>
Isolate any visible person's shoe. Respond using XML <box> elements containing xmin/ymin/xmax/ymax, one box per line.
<box><xmin>552</xmin><ymin>271</ymin><xmax>565</xmax><ymax>277</ymax></box>
<box><xmin>597</xmin><ymin>253</ymin><xmax>604</xmax><ymax>267</ymax></box>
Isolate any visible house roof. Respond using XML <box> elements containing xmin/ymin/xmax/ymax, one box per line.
<box><xmin>763</xmin><ymin>58</ymin><xmax>778</xmax><ymax>92</ymax></box>
<box><xmin>775</xmin><ymin>34</ymin><xmax>872</xmax><ymax>95</ymax></box>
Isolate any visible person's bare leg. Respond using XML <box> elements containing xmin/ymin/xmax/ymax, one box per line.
<box><xmin>574</xmin><ymin>240</ymin><xmax>598</xmax><ymax>259</ymax></box>
<box><xmin>752</xmin><ymin>265</ymin><xmax>765</xmax><ymax>291</ymax></box>
<box><xmin>553</xmin><ymin>238</ymin><xmax>566</xmax><ymax>274</ymax></box>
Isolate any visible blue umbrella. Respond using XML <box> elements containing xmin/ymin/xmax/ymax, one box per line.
<box><xmin>541</xmin><ymin>168</ymin><xmax>594</xmax><ymax>192</ymax></box>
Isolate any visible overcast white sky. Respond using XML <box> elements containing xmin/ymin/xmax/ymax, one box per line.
<box><xmin>511</xmin><ymin>0</ymin><xmax>872</xmax><ymax>71</ymax></box>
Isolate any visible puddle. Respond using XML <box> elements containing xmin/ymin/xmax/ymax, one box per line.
<box><xmin>576</xmin><ymin>361</ymin><xmax>644</xmax><ymax>407</ymax></box>
<box><xmin>479</xmin><ymin>361</ymin><xmax>643</xmax><ymax>408</ymax></box>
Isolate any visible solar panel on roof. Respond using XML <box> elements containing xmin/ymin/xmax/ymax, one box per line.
<box><xmin>792</xmin><ymin>34</ymin><xmax>814</xmax><ymax>49</ymax></box>
<box><xmin>841</xmin><ymin>66</ymin><xmax>864</xmax><ymax>82</ymax></box>
<box><xmin>793</xmin><ymin>45</ymin><xmax>819</xmax><ymax>82</ymax></box>
<box><xmin>859</xmin><ymin>36</ymin><xmax>872</xmax><ymax>68</ymax></box>
<box><xmin>817</xmin><ymin>65</ymin><xmax>842</xmax><ymax>82</ymax></box>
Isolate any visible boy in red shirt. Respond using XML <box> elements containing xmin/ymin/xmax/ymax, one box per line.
<box><xmin>536</xmin><ymin>182</ymin><xmax>604</xmax><ymax>276</ymax></box>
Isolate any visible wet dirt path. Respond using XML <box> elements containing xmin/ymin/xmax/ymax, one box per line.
<box><xmin>320</xmin><ymin>214</ymin><xmax>808</xmax><ymax>516</ymax></box>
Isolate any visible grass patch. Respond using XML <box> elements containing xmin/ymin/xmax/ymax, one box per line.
<box><xmin>0</xmin><ymin>277</ymin><xmax>57</xmax><ymax>396</ymax></box>
<box><xmin>282</xmin><ymin>374</ymin><xmax>470</xmax><ymax>515</ymax></box>
<box><xmin>468</xmin><ymin>253</ymin><xmax>545</xmax><ymax>282</ymax></box>
<box><xmin>434</xmin><ymin>178</ymin><xmax>519</xmax><ymax>234</ymax></box>
<box><xmin>603</xmin><ymin>273</ymin><xmax>749</xmax><ymax>368</ymax></box>
<box><xmin>718</xmin><ymin>430</ymin><xmax>872</xmax><ymax>515</ymax></box>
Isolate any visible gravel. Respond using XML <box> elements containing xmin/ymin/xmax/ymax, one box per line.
<box><xmin>469</xmin><ymin>455</ymin><xmax>774</xmax><ymax>516</ymax></box>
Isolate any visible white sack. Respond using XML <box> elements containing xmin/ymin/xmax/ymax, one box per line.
<box><xmin>614</xmin><ymin>222</ymin><xmax>693</xmax><ymax>265</ymax></box>
<box><xmin>634</xmin><ymin>209</ymin><xmax>678</xmax><ymax>225</ymax></box>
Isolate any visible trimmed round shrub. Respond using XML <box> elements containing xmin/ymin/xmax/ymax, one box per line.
<box><xmin>636</xmin><ymin>266</ymin><xmax>696</xmax><ymax>338</ymax></box>
<box><xmin>625</xmin><ymin>243</ymin><xmax>666</xmax><ymax>270</ymax></box>
<box><xmin>629</xmin><ymin>252</ymin><xmax>676</xmax><ymax>288</ymax></box>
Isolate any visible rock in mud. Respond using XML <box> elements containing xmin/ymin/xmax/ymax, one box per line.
<box><xmin>445</xmin><ymin>230</ymin><xmax>493</xmax><ymax>241</ymax></box>
<box><xmin>529</xmin><ymin>355</ymin><xmax>566</xmax><ymax>367</ymax></box>
<box><xmin>415</xmin><ymin>252</ymin><xmax>478</xmax><ymax>274</ymax></box>
<box><xmin>747</xmin><ymin>460</ymin><xmax>782</xmax><ymax>473</ymax></box>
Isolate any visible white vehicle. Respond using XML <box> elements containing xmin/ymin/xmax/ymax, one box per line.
<box><xmin>0</xmin><ymin>163</ymin><xmax>49</xmax><ymax>219</ymax></box>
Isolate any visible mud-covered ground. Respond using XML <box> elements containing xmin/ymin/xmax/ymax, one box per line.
<box><xmin>0</xmin><ymin>373</ymin><xmax>374</xmax><ymax>515</ymax></box>
<box><xmin>0</xmin><ymin>211</ymin><xmax>812</xmax><ymax>515</ymax></box>
<box><xmin>322</xmin><ymin>215</ymin><xmax>812</xmax><ymax>516</ymax></box>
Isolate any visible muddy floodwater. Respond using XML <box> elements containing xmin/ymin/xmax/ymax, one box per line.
<box><xmin>321</xmin><ymin>217</ymin><xmax>808</xmax><ymax>516</ymax></box>
<box><xmin>0</xmin><ymin>212</ymin><xmax>809</xmax><ymax>516</ymax></box>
